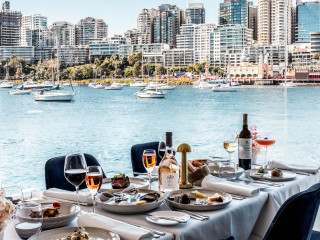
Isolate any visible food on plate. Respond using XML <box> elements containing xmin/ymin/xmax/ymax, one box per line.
<box><xmin>59</xmin><ymin>227</ymin><xmax>94</xmax><ymax>240</ymax></box>
<box><xmin>139</xmin><ymin>192</ymin><xmax>160</xmax><ymax>203</ymax></box>
<box><xmin>180</xmin><ymin>194</ymin><xmax>191</xmax><ymax>204</ymax></box>
<box><xmin>133</xmin><ymin>200</ymin><xmax>146</xmax><ymax>205</ymax></box>
<box><xmin>112</xmin><ymin>174</ymin><xmax>130</xmax><ymax>189</ymax></box>
<box><xmin>208</xmin><ymin>194</ymin><xmax>224</xmax><ymax>203</ymax></box>
<box><xmin>191</xmin><ymin>190</ymin><xmax>208</xmax><ymax>198</ymax></box>
<box><xmin>271</xmin><ymin>168</ymin><xmax>283</xmax><ymax>177</ymax></box>
<box><xmin>191</xmin><ymin>159</ymin><xmax>210</xmax><ymax>168</ymax></box>
<box><xmin>258</xmin><ymin>167</ymin><xmax>267</xmax><ymax>173</ymax></box>
<box><xmin>30</xmin><ymin>202</ymin><xmax>61</xmax><ymax>219</ymax></box>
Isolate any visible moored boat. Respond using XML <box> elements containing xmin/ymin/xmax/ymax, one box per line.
<box><xmin>136</xmin><ymin>90</ymin><xmax>166</xmax><ymax>98</ymax></box>
<box><xmin>105</xmin><ymin>83</ymin><xmax>123</xmax><ymax>90</ymax></box>
<box><xmin>0</xmin><ymin>80</ymin><xmax>14</xmax><ymax>88</ymax></box>
<box><xmin>212</xmin><ymin>84</ymin><xmax>237</xmax><ymax>92</ymax></box>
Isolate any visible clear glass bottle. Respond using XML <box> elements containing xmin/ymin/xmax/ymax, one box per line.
<box><xmin>158</xmin><ymin>132</ymin><xmax>180</xmax><ymax>193</ymax></box>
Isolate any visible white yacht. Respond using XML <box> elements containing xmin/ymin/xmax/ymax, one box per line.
<box><xmin>136</xmin><ymin>90</ymin><xmax>166</xmax><ymax>99</ymax></box>
<box><xmin>0</xmin><ymin>81</ymin><xmax>14</xmax><ymax>88</ymax></box>
<box><xmin>130</xmin><ymin>82</ymin><xmax>148</xmax><ymax>87</ymax></box>
<box><xmin>193</xmin><ymin>79</ymin><xmax>227</xmax><ymax>89</ymax></box>
<box><xmin>212</xmin><ymin>84</ymin><xmax>237</xmax><ymax>92</ymax></box>
<box><xmin>92</xmin><ymin>84</ymin><xmax>104</xmax><ymax>89</ymax></box>
<box><xmin>105</xmin><ymin>82</ymin><xmax>123</xmax><ymax>90</ymax></box>
<box><xmin>23</xmin><ymin>80</ymin><xmax>54</xmax><ymax>90</ymax></box>
<box><xmin>9</xmin><ymin>86</ymin><xmax>32</xmax><ymax>95</ymax></box>
<box><xmin>34</xmin><ymin>91</ymin><xmax>75</xmax><ymax>101</ymax></box>
<box><xmin>145</xmin><ymin>82</ymin><xmax>175</xmax><ymax>90</ymax></box>
<box><xmin>282</xmin><ymin>81</ymin><xmax>297</xmax><ymax>87</ymax></box>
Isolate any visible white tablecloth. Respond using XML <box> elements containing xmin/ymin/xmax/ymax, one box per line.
<box><xmin>4</xmin><ymin>172</ymin><xmax>320</xmax><ymax>240</ymax></box>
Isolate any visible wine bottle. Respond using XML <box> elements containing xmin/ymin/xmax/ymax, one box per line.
<box><xmin>158</xmin><ymin>132</ymin><xmax>180</xmax><ymax>193</ymax></box>
<box><xmin>238</xmin><ymin>114</ymin><xmax>252</xmax><ymax>170</ymax></box>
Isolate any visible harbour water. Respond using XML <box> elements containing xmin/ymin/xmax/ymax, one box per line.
<box><xmin>0</xmin><ymin>85</ymin><xmax>319</xmax><ymax>189</ymax></box>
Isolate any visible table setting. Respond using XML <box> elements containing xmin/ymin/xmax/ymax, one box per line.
<box><xmin>1</xmin><ymin>128</ymin><xmax>320</xmax><ymax>240</ymax></box>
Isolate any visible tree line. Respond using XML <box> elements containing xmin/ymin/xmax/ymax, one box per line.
<box><xmin>0</xmin><ymin>52</ymin><xmax>225</xmax><ymax>81</ymax></box>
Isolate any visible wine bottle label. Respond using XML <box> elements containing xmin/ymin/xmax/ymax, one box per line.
<box><xmin>161</xmin><ymin>172</ymin><xmax>179</xmax><ymax>190</ymax></box>
<box><xmin>239</xmin><ymin>138</ymin><xmax>252</xmax><ymax>159</ymax></box>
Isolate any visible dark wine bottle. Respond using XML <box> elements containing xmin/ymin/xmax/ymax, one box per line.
<box><xmin>238</xmin><ymin>114</ymin><xmax>252</xmax><ymax>170</ymax></box>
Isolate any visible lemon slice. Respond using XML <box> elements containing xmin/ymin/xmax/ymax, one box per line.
<box><xmin>134</xmin><ymin>200</ymin><xmax>146</xmax><ymax>205</ymax></box>
<box><xmin>193</xmin><ymin>190</ymin><xmax>208</xmax><ymax>198</ymax></box>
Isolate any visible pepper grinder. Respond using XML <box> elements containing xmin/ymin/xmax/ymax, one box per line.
<box><xmin>177</xmin><ymin>143</ymin><xmax>193</xmax><ymax>189</ymax></box>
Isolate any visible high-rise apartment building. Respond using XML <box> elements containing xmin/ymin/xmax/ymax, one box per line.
<box><xmin>21</xmin><ymin>14</ymin><xmax>48</xmax><ymax>47</ymax></box>
<box><xmin>258</xmin><ymin>0</ymin><xmax>292</xmax><ymax>45</ymax></box>
<box><xmin>75</xmin><ymin>17</ymin><xmax>108</xmax><ymax>45</ymax></box>
<box><xmin>271</xmin><ymin>0</ymin><xmax>292</xmax><ymax>45</ymax></box>
<box><xmin>0</xmin><ymin>1</ymin><xmax>22</xmax><ymax>46</ymax></box>
<box><xmin>125</xmin><ymin>28</ymin><xmax>139</xmax><ymax>45</ymax></box>
<box><xmin>153</xmin><ymin>4</ymin><xmax>184</xmax><ymax>47</ymax></box>
<box><xmin>176</xmin><ymin>24</ymin><xmax>196</xmax><ymax>49</ymax></box>
<box><xmin>194</xmin><ymin>24</ymin><xmax>216</xmax><ymax>64</ymax></box>
<box><xmin>311</xmin><ymin>32</ymin><xmax>320</xmax><ymax>54</ymax></box>
<box><xmin>185</xmin><ymin>3</ymin><xmax>205</xmax><ymax>24</ymax></box>
<box><xmin>137</xmin><ymin>9</ymin><xmax>156</xmax><ymax>44</ymax></box>
<box><xmin>296</xmin><ymin>0</ymin><xmax>320</xmax><ymax>43</ymax></box>
<box><xmin>219</xmin><ymin>0</ymin><xmax>258</xmax><ymax>40</ymax></box>
<box><xmin>48</xmin><ymin>21</ymin><xmax>76</xmax><ymax>46</ymax></box>
<box><xmin>291</xmin><ymin>6</ymin><xmax>297</xmax><ymax>43</ymax></box>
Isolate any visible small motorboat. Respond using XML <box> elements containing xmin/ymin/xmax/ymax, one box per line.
<box><xmin>0</xmin><ymin>80</ymin><xmax>14</xmax><ymax>88</ymax></box>
<box><xmin>136</xmin><ymin>90</ymin><xmax>166</xmax><ymax>99</ymax></box>
<box><xmin>282</xmin><ymin>81</ymin><xmax>297</xmax><ymax>87</ymax></box>
<box><xmin>105</xmin><ymin>83</ymin><xmax>123</xmax><ymax>90</ymax></box>
<box><xmin>212</xmin><ymin>84</ymin><xmax>237</xmax><ymax>92</ymax></box>
<box><xmin>92</xmin><ymin>84</ymin><xmax>104</xmax><ymax>89</ymax></box>
<box><xmin>130</xmin><ymin>82</ymin><xmax>148</xmax><ymax>87</ymax></box>
<box><xmin>10</xmin><ymin>89</ymin><xmax>32</xmax><ymax>95</ymax></box>
<box><xmin>34</xmin><ymin>91</ymin><xmax>75</xmax><ymax>101</ymax></box>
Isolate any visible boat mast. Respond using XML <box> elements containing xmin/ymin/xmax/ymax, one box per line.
<box><xmin>141</xmin><ymin>52</ymin><xmax>144</xmax><ymax>80</ymax></box>
<box><xmin>56</xmin><ymin>36</ymin><xmax>60</xmax><ymax>85</ymax></box>
<box><xmin>205</xmin><ymin>55</ymin><xmax>209</xmax><ymax>79</ymax></box>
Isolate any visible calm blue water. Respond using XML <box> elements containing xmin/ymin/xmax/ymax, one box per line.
<box><xmin>0</xmin><ymin>85</ymin><xmax>319</xmax><ymax>189</ymax></box>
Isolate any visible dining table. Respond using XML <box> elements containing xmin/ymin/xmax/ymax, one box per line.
<box><xmin>4</xmin><ymin>171</ymin><xmax>320</xmax><ymax>240</ymax></box>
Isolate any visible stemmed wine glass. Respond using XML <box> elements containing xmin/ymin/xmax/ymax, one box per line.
<box><xmin>14</xmin><ymin>201</ymin><xmax>43</xmax><ymax>240</ymax></box>
<box><xmin>158</xmin><ymin>141</ymin><xmax>166</xmax><ymax>160</ymax></box>
<box><xmin>256</xmin><ymin>136</ymin><xmax>276</xmax><ymax>169</ymax></box>
<box><xmin>85</xmin><ymin>166</ymin><xmax>103</xmax><ymax>213</ymax></box>
<box><xmin>142</xmin><ymin>149</ymin><xmax>157</xmax><ymax>189</ymax></box>
<box><xmin>223</xmin><ymin>132</ymin><xmax>238</xmax><ymax>162</ymax></box>
<box><xmin>64</xmin><ymin>153</ymin><xmax>87</xmax><ymax>208</ymax></box>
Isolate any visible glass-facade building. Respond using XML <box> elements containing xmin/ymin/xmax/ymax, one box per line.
<box><xmin>297</xmin><ymin>0</ymin><xmax>320</xmax><ymax>42</ymax></box>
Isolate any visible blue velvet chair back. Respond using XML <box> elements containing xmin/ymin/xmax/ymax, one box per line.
<box><xmin>264</xmin><ymin>183</ymin><xmax>320</xmax><ymax>240</ymax></box>
<box><xmin>131</xmin><ymin>142</ymin><xmax>163</xmax><ymax>175</ymax></box>
<box><xmin>45</xmin><ymin>153</ymin><xmax>106</xmax><ymax>191</ymax></box>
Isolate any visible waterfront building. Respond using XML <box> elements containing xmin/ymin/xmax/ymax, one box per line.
<box><xmin>258</xmin><ymin>0</ymin><xmax>271</xmax><ymax>45</ymax></box>
<box><xmin>245</xmin><ymin>45</ymin><xmax>287</xmax><ymax>66</ymax></box>
<box><xmin>311</xmin><ymin>32</ymin><xmax>320</xmax><ymax>54</ymax></box>
<box><xmin>137</xmin><ymin>9</ymin><xmax>156</xmax><ymax>44</ymax></box>
<box><xmin>185</xmin><ymin>3</ymin><xmax>205</xmax><ymax>24</ymax></box>
<box><xmin>118</xmin><ymin>43</ymin><xmax>169</xmax><ymax>58</ymax></box>
<box><xmin>75</xmin><ymin>17</ymin><xmax>108</xmax><ymax>45</ymax></box>
<box><xmin>194</xmin><ymin>24</ymin><xmax>216</xmax><ymax>64</ymax></box>
<box><xmin>89</xmin><ymin>39</ymin><xmax>118</xmax><ymax>59</ymax></box>
<box><xmin>163</xmin><ymin>48</ymin><xmax>194</xmax><ymax>67</ymax></box>
<box><xmin>296</xmin><ymin>0</ymin><xmax>320</xmax><ymax>43</ymax></box>
<box><xmin>109</xmin><ymin>34</ymin><xmax>128</xmax><ymax>45</ymax></box>
<box><xmin>48</xmin><ymin>21</ymin><xmax>76</xmax><ymax>46</ymax></box>
<box><xmin>0</xmin><ymin>1</ymin><xmax>21</xmax><ymax>46</ymax></box>
<box><xmin>219</xmin><ymin>0</ymin><xmax>257</xmax><ymax>40</ymax></box>
<box><xmin>124</xmin><ymin>29</ymin><xmax>139</xmax><ymax>45</ymax></box>
<box><xmin>290</xmin><ymin>43</ymin><xmax>312</xmax><ymax>67</ymax></box>
<box><xmin>54</xmin><ymin>45</ymin><xmax>89</xmax><ymax>65</ymax></box>
<box><xmin>0</xmin><ymin>46</ymin><xmax>34</xmax><ymax>62</ymax></box>
<box><xmin>291</xmin><ymin>6</ymin><xmax>297</xmax><ymax>43</ymax></box>
<box><xmin>21</xmin><ymin>14</ymin><xmax>48</xmax><ymax>47</ymax></box>
<box><xmin>176</xmin><ymin>24</ymin><xmax>196</xmax><ymax>49</ymax></box>
<box><xmin>153</xmin><ymin>4</ymin><xmax>184</xmax><ymax>47</ymax></box>
<box><xmin>34</xmin><ymin>47</ymin><xmax>53</xmax><ymax>62</ymax></box>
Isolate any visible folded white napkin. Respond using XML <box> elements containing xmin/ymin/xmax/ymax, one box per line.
<box><xmin>269</xmin><ymin>161</ymin><xmax>320</xmax><ymax>174</ymax></box>
<box><xmin>78</xmin><ymin>212</ymin><xmax>153</xmax><ymax>240</ymax></box>
<box><xmin>43</xmin><ymin>188</ymin><xmax>93</xmax><ymax>204</ymax></box>
<box><xmin>201</xmin><ymin>175</ymin><xmax>260</xmax><ymax>197</ymax></box>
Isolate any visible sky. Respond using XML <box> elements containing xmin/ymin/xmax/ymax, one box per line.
<box><xmin>10</xmin><ymin>0</ymin><xmax>259</xmax><ymax>36</ymax></box>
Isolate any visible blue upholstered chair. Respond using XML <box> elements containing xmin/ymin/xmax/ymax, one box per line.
<box><xmin>131</xmin><ymin>142</ymin><xmax>163</xmax><ymax>176</ymax></box>
<box><xmin>45</xmin><ymin>153</ymin><xmax>106</xmax><ymax>191</ymax></box>
<box><xmin>311</xmin><ymin>230</ymin><xmax>320</xmax><ymax>240</ymax></box>
<box><xmin>263</xmin><ymin>183</ymin><xmax>320</xmax><ymax>240</ymax></box>
<box><xmin>220</xmin><ymin>237</ymin><xmax>234</xmax><ymax>240</ymax></box>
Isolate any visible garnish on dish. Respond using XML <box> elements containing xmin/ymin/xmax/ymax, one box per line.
<box><xmin>258</xmin><ymin>166</ymin><xmax>267</xmax><ymax>174</ymax></box>
<box><xmin>271</xmin><ymin>168</ymin><xmax>283</xmax><ymax>177</ymax></box>
<box><xmin>30</xmin><ymin>202</ymin><xmax>61</xmax><ymax>219</ymax></box>
<box><xmin>59</xmin><ymin>227</ymin><xmax>94</xmax><ymax>240</ymax></box>
<box><xmin>112</xmin><ymin>174</ymin><xmax>130</xmax><ymax>189</ymax></box>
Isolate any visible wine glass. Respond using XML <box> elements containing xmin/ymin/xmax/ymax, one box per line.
<box><xmin>256</xmin><ymin>136</ymin><xmax>276</xmax><ymax>169</ymax></box>
<box><xmin>223</xmin><ymin>132</ymin><xmax>238</xmax><ymax>162</ymax></box>
<box><xmin>64</xmin><ymin>153</ymin><xmax>87</xmax><ymax>208</ymax></box>
<box><xmin>158</xmin><ymin>141</ymin><xmax>166</xmax><ymax>160</ymax></box>
<box><xmin>14</xmin><ymin>201</ymin><xmax>43</xmax><ymax>240</ymax></box>
<box><xmin>85</xmin><ymin>166</ymin><xmax>103</xmax><ymax>213</ymax></box>
<box><xmin>3</xmin><ymin>186</ymin><xmax>24</xmax><ymax>205</ymax></box>
<box><xmin>142</xmin><ymin>149</ymin><xmax>157</xmax><ymax>189</ymax></box>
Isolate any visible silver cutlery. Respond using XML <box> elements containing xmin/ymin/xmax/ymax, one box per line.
<box><xmin>228</xmin><ymin>194</ymin><xmax>246</xmax><ymax>200</ymax></box>
<box><xmin>289</xmin><ymin>170</ymin><xmax>310</xmax><ymax>176</ymax></box>
<box><xmin>125</xmin><ymin>222</ymin><xmax>165</xmax><ymax>236</ymax></box>
<box><xmin>164</xmin><ymin>201</ymin><xmax>207</xmax><ymax>221</ymax></box>
<box><xmin>148</xmin><ymin>214</ymin><xmax>187</xmax><ymax>223</ymax></box>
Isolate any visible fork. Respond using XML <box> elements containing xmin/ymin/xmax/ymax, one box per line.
<box><xmin>164</xmin><ymin>201</ymin><xmax>209</xmax><ymax>221</ymax></box>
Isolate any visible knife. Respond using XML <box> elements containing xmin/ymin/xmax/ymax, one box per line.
<box><xmin>148</xmin><ymin>215</ymin><xmax>187</xmax><ymax>223</ymax></box>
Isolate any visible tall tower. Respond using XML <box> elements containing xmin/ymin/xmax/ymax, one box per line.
<box><xmin>185</xmin><ymin>3</ymin><xmax>205</xmax><ymax>24</ymax></box>
<box><xmin>75</xmin><ymin>17</ymin><xmax>108</xmax><ymax>45</ymax></box>
<box><xmin>258</xmin><ymin>0</ymin><xmax>271</xmax><ymax>45</ymax></box>
<box><xmin>21</xmin><ymin>14</ymin><xmax>48</xmax><ymax>47</ymax></box>
<box><xmin>137</xmin><ymin>9</ymin><xmax>156</xmax><ymax>44</ymax></box>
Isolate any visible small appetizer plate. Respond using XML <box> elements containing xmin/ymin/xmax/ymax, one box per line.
<box><xmin>247</xmin><ymin>169</ymin><xmax>297</xmax><ymax>182</ymax></box>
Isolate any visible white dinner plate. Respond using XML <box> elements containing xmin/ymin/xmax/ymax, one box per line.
<box><xmin>28</xmin><ymin>227</ymin><xmax>120</xmax><ymax>240</ymax></box>
<box><xmin>146</xmin><ymin>211</ymin><xmax>190</xmax><ymax>226</ymax></box>
<box><xmin>97</xmin><ymin>189</ymin><xmax>165</xmax><ymax>214</ymax></box>
<box><xmin>247</xmin><ymin>169</ymin><xmax>297</xmax><ymax>182</ymax></box>
<box><xmin>166</xmin><ymin>189</ymin><xmax>232</xmax><ymax>211</ymax></box>
<box><xmin>40</xmin><ymin>202</ymin><xmax>80</xmax><ymax>230</ymax></box>
<box><xmin>100</xmin><ymin>177</ymin><xmax>149</xmax><ymax>191</ymax></box>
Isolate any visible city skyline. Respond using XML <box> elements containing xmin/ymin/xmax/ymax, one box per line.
<box><xmin>9</xmin><ymin>0</ymin><xmax>258</xmax><ymax>36</ymax></box>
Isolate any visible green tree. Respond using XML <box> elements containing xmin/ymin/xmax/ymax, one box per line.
<box><xmin>154</xmin><ymin>65</ymin><xmax>166</xmax><ymax>76</ymax></box>
<box><xmin>114</xmin><ymin>68</ymin><xmax>123</xmax><ymax>77</ymax></box>
<box><xmin>128</xmin><ymin>52</ymin><xmax>142</xmax><ymax>66</ymax></box>
<box><xmin>133</xmin><ymin>60</ymin><xmax>142</xmax><ymax>77</ymax></box>
<box><xmin>124</xmin><ymin>66</ymin><xmax>133</xmax><ymax>77</ymax></box>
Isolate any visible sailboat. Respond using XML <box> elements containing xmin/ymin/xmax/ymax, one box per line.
<box><xmin>10</xmin><ymin>65</ymin><xmax>31</xmax><ymax>95</ymax></box>
<box><xmin>0</xmin><ymin>65</ymin><xmax>14</xmax><ymax>88</ymax></box>
<box><xmin>34</xmin><ymin>37</ymin><xmax>75</xmax><ymax>102</ymax></box>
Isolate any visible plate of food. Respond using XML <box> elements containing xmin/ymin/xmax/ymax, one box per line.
<box><xmin>29</xmin><ymin>226</ymin><xmax>120</xmax><ymax>240</ymax></box>
<box><xmin>166</xmin><ymin>189</ymin><xmax>232</xmax><ymax>211</ymax></box>
<box><xmin>100</xmin><ymin>174</ymin><xmax>149</xmax><ymax>191</ymax></box>
<box><xmin>247</xmin><ymin>168</ymin><xmax>297</xmax><ymax>182</ymax></box>
<box><xmin>97</xmin><ymin>188</ymin><xmax>165</xmax><ymax>214</ymax></box>
<box><xmin>207</xmin><ymin>164</ymin><xmax>245</xmax><ymax>179</ymax></box>
<box><xmin>28</xmin><ymin>202</ymin><xmax>80</xmax><ymax>230</ymax></box>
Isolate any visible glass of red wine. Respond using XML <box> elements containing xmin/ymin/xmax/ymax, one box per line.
<box><xmin>64</xmin><ymin>153</ymin><xmax>87</xmax><ymax>208</ymax></box>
